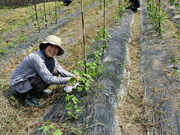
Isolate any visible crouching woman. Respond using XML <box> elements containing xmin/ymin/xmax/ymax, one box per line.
<box><xmin>10</xmin><ymin>35</ymin><xmax>80</xmax><ymax>106</ymax></box>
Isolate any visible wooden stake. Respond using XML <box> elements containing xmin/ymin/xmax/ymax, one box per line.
<box><xmin>159</xmin><ymin>0</ymin><xmax>161</xmax><ymax>35</ymax></box>
<box><xmin>55</xmin><ymin>0</ymin><xmax>57</xmax><ymax>23</ymax></box>
<box><xmin>34</xmin><ymin>0</ymin><xmax>40</xmax><ymax>32</ymax></box>
<box><xmin>43</xmin><ymin>0</ymin><xmax>47</xmax><ymax>29</ymax></box>
<box><xmin>102</xmin><ymin>0</ymin><xmax>106</xmax><ymax>56</ymax></box>
<box><xmin>81</xmin><ymin>0</ymin><xmax>87</xmax><ymax>73</ymax></box>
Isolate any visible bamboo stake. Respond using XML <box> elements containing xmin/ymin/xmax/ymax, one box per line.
<box><xmin>100</xmin><ymin>0</ymin><xmax>102</xmax><ymax>10</ymax></box>
<box><xmin>43</xmin><ymin>0</ymin><xmax>47</xmax><ymax>29</ymax></box>
<box><xmin>155</xmin><ymin>0</ymin><xmax>158</xmax><ymax>13</ymax></box>
<box><xmin>55</xmin><ymin>0</ymin><xmax>57</xmax><ymax>23</ymax></box>
<box><xmin>48</xmin><ymin>0</ymin><xmax>52</xmax><ymax>25</ymax></box>
<box><xmin>177</xmin><ymin>0</ymin><xmax>179</xmax><ymax>10</ymax></box>
<box><xmin>58</xmin><ymin>0</ymin><xmax>60</xmax><ymax>10</ymax></box>
<box><xmin>102</xmin><ymin>0</ymin><xmax>106</xmax><ymax>56</ymax></box>
<box><xmin>153</xmin><ymin>0</ymin><xmax>155</xmax><ymax>6</ymax></box>
<box><xmin>81</xmin><ymin>0</ymin><xmax>87</xmax><ymax>73</ymax></box>
<box><xmin>39</xmin><ymin>0</ymin><xmax>42</xmax><ymax>13</ymax></box>
<box><xmin>34</xmin><ymin>0</ymin><xmax>40</xmax><ymax>32</ymax></box>
<box><xmin>158</xmin><ymin>0</ymin><xmax>161</xmax><ymax>35</ymax></box>
<box><xmin>118</xmin><ymin>0</ymin><xmax>120</xmax><ymax>17</ymax></box>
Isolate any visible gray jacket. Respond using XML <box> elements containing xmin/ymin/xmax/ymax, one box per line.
<box><xmin>10</xmin><ymin>50</ymin><xmax>75</xmax><ymax>93</ymax></box>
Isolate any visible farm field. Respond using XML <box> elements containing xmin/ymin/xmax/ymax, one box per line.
<box><xmin>0</xmin><ymin>0</ymin><xmax>180</xmax><ymax>135</ymax></box>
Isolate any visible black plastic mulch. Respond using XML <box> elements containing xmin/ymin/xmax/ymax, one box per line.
<box><xmin>140</xmin><ymin>0</ymin><xmax>180</xmax><ymax>134</ymax></box>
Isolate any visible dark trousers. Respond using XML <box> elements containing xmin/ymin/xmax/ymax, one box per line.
<box><xmin>11</xmin><ymin>68</ymin><xmax>58</xmax><ymax>98</ymax></box>
<box><xmin>63</xmin><ymin>0</ymin><xmax>72</xmax><ymax>6</ymax></box>
<box><xmin>127</xmin><ymin>5</ymin><xmax>138</xmax><ymax>12</ymax></box>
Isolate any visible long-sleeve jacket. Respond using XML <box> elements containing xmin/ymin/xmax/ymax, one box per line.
<box><xmin>10</xmin><ymin>50</ymin><xmax>75</xmax><ymax>93</ymax></box>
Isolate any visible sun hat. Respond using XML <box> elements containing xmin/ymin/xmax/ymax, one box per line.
<box><xmin>39</xmin><ymin>35</ymin><xmax>64</xmax><ymax>56</ymax></box>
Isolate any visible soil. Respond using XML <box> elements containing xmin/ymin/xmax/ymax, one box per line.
<box><xmin>116</xmin><ymin>12</ymin><xmax>146</xmax><ymax>135</ymax></box>
<box><xmin>0</xmin><ymin>0</ymin><xmax>180</xmax><ymax>135</ymax></box>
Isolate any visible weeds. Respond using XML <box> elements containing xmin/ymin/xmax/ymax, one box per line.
<box><xmin>0</xmin><ymin>46</ymin><xmax>6</xmax><ymax>55</ymax></box>
<box><xmin>0</xmin><ymin>80</ymin><xmax>9</xmax><ymax>89</ymax></box>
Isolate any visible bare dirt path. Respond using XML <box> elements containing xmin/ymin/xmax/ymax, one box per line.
<box><xmin>117</xmin><ymin>11</ymin><xmax>146</xmax><ymax>135</ymax></box>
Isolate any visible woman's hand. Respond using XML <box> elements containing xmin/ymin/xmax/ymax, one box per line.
<box><xmin>130</xmin><ymin>2</ymin><xmax>134</xmax><ymax>5</ymax></box>
<box><xmin>74</xmin><ymin>76</ymin><xmax>81</xmax><ymax>82</ymax></box>
<box><xmin>68</xmin><ymin>76</ymin><xmax>81</xmax><ymax>84</ymax></box>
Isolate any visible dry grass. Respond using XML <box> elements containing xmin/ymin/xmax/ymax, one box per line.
<box><xmin>116</xmin><ymin>12</ymin><xmax>146</xmax><ymax>135</ymax></box>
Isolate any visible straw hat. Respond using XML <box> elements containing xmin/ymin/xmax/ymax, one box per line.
<box><xmin>39</xmin><ymin>35</ymin><xmax>64</xmax><ymax>56</ymax></box>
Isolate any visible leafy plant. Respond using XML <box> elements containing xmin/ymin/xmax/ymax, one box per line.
<box><xmin>93</xmin><ymin>28</ymin><xmax>111</xmax><ymax>42</ymax></box>
<box><xmin>0</xmin><ymin>46</ymin><xmax>6</xmax><ymax>55</ymax></box>
<box><xmin>34</xmin><ymin>19</ymin><xmax>40</xmax><ymax>30</ymax></box>
<box><xmin>171</xmin><ymin>56</ymin><xmax>180</xmax><ymax>65</ymax></box>
<box><xmin>38</xmin><ymin>120</ymin><xmax>63</xmax><ymax>135</ymax></box>
<box><xmin>0</xmin><ymin>80</ymin><xmax>9</xmax><ymax>89</ymax></box>
<box><xmin>8</xmin><ymin>42</ymin><xmax>14</xmax><ymax>48</ymax></box>
<box><xmin>64</xmin><ymin>28</ymin><xmax>111</xmax><ymax>120</ymax></box>
<box><xmin>118</xmin><ymin>3</ymin><xmax>126</xmax><ymax>17</ymax></box>
<box><xmin>39</xmin><ymin>18</ymin><xmax>48</xmax><ymax>28</ymax></box>
<box><xmin>51</xmin><ymin>11</ymin><xmax>58</xmax><ymax>23</ymax></box>
<box><xmin>147</xmin><ymin>0</ymin><xmax>166</xmax><ymax>35</ymax></box>
<box><xmin>169</xmin><ymin>0</ymin><xmax>175</xmax><ymax>5</ymax></box>
<box><xmin>65</xmin><ymin>94</ymin><xmax>82</xmax><ymax>120</ymax></box>
<box><xmin>28</xmin><ymin>4</ymin><xmax>35</xmax><ymax>22</ymax></box>
<box><xmin>171</xmin><ymin>56</ymin><xmax>180</xmax><ymax>76</ymax></box>
<box><xmin>64</xmin><ymin>44</ymin><xmax>107</xmax><ymax>120</ymax></box>
<box><xmin>18</xmin><ymin>34</ymin><xmax>27</xmax><ymax>43</ymax></box>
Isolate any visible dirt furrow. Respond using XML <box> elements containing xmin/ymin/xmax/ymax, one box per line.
<box><xmin>117</xmin><ymin>11</ymin><xmax>146</xmax><ymax>135</ymax></box>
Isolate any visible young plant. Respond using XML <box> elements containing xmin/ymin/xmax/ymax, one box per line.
<box><xmin>147</xmin><ymin>0</ymin><xmax>166</xmax><ymax>35</ymax></box>
<box><xmin>65</xmin><ymin>94</ymin><xmax>82</xmax><ymax>120</ymax></box>
<box><xmin>118</xmin><ymin>3</ymin><xmax>126</xmax><ymax>17</ymax></box>
<box><xmin>64</xmin><ymin>44</ymin><xmax>109</xmax><ymax>121</ymax></box>
<box><xmin>55</xmin><ymin>0</ymin><xmax>58</xmax><ymax>23</ymax></box>
<box><xmin>51</xmin><ymin>11</ymin><xmax>58</xmax><ymax>23</ymax></box>
<box><xmin>28</xmin><ymin>4</ymin><xmax>35</xmax><ymax>22</ymax></box>
<box><xmin>171</xmin><ymin>56</ymin><xmax>180</xmax><ymax>68</ymax></box>
<box><xmin>64</xmin><ymin>28</ymin><xmax>111</xmax><ymax>120</ymax></box>
<box><xmin>33</xmin><ymin>0</ymin><xmax>40</xmax><ymax>32</ymax></box>
<box><xmin>38</xmin><ymin>120</ymin><xmax>63</xmax><ymax>135</ymax></box>
<box><xmin>34</xmin><ymin>19</ymin><xmax>40</xmax><ymax>31</ymax></box>
<box><xmin>0</xmin><ymin>46</ymin><xmax>6</xmax><ymax>55</ymax></box>
<box><xmin>43</xmin><ymin>1</ymin><xmax>48</xmax><ymax>29</ymax></box>
<box><xmin>8</xmin><ymin>42</ymin><xmax>14</xmax><ymax>48</ymax></box>
<box><xmin>169</xmin><ymin>0</ymin><xmax>175</xmax><ymax>5</ymax></box>
<box><xmin>93</xmin><ymin>28</ymin><xmax>111</xmax><ymax>43</ymax></box>
<box><xmin>0</xmin><ymin>80</ymin><xmax>10</xmax><ymax>89</ymax></box>
<box><xmin>171</xmin><ymin>57</ymin><xmax>180</xmax><ymax>77</ymax></box>
<box><xmin>71</xmin><ymin>45</ymin><xmax>109</xmax><ymax>93</ymax></box>
<box><xmin>39</xmin><ymin>17</ymin><xmax>48</xmax><ymax>29</ymax></box>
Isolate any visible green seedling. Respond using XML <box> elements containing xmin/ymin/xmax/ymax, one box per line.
<box><xmin>65</xmin><ymin>94</ymin><xmax>82</xmax><ymax>120</ymax></box>
<box><xmin>147</xmin><ymin>0</ymin><xmax>166</xmax><ymax>35</ymax></box>
<box><xmin>171</xmin><ymin>57</ymin><xmax>180</xmax><ymax>77</ymax></box>
<box><xmin>38</xmin><ymin>120</ymin><xmax>63</xmax><ymax>135</ymax></box>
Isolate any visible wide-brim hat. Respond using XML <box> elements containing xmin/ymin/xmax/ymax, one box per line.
<box><xmin>39</xmin><ymin>35</ymin><xmax>64</xmax><ymax>56</ymax></box>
